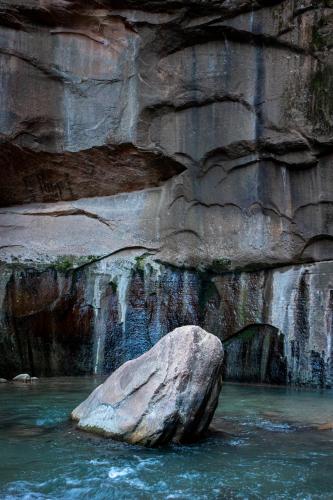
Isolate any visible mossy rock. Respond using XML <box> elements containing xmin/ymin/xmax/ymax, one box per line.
<box><xmin>209</xmin><ymin>258</ymin><xmax>231</xmax><ymax>274</ymax></box>
<box><xmin>134</xmin><ymin>255</ymin><xmax>146</xmax><ymax>272</ymax></box>
<box><xmin>133</xmin><ymin>254</ymin><xmax>154</xmax><ymax>277</ymax></box>
<box><xmin>52</xmin><ymin>255</ymin><xmax>98</xmax><ymax>272</ymax></box>
<box><xmin>109</xmin><ymin>280</ymin><xmax>118</xmax><ymax>293</ymax></box>
<box><xmin>312</xmin><ymin>10</ymin><xmax>333</xmax><ymax>51</ymax></box>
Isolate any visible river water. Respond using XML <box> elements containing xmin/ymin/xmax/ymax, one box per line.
<box><xmin>0</xmin><ymin>378</ymin><xmax>332</xmax><ymax>499</ymax></box>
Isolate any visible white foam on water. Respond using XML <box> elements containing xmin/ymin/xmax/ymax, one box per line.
<box><xmin>65</xmin><ymin>479</ymin><xmax>81</xmax><ymax>486</ymax></box>
<box><xmin>166</xmin><ymin>493</ymin><xmax>193</xmax><ymax>499</ymax></box>
<box><xmin>256</xmin><ymin>419</ymin><xmax>293</xmax><ymax>433</ymax></box>
<box><xmin>136</xmin><ymin>457</ymin><xmax>161</xmax><ymax>469</ymax></box>
<box><xmin>124</xmin><ymin>477</ymin><xmax>148</xmax><ymax>490</ymax></box>
<box><xmin>108</xmin><ymin>466</ymin><xmax>133</xmax><ymax>480</ymax></box>
<box><xmin>178</xmin><ymin>472</ymin><xmax>201</xmax><ymax>480</ymax></box>
<box><xmin>227</xmin><ymin>438</ymin><xmax>249</xmax><ymax>447</ymax></box>
<box><xmin>89</xmin><ymin>459</ymin><xmax>110</xmax><ymax>466</ymax></box>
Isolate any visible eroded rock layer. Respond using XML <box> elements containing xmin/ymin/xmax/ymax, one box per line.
<box><xmin>1</xmin><ymin>256</ymin><xmax>332</xmax><ymax>387</ymax></box>
<box><xmin>0</xmin><ymin>0</ymin><xmax>332</xmax><ymax>386</ymax></box>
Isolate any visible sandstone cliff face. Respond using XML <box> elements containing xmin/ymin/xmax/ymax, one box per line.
<box><xmin>0</xmin><ymin>0</ymin><xmax>332</xmax><ymax>386</ymax></box>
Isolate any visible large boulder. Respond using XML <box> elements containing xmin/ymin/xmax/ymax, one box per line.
<box><xmin>72</xmin><ymin>325</ymin><xmax>223</xmax><ymax>446</ymax></box>
<box><xmin>13</xmin><ymin>373</ymin><xmax>31</xmax><ymax>382</ymax></box>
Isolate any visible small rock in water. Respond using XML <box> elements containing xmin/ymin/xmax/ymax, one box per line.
<box><xmin>72</xmin><ymin>325</ymin><xmax>224</xmax><ymax>446</ymax></box>
<box><xmin>13</xmin><ymin>373</ymin><xmax>31</xmax><ymax>382</ymax></box>
<box><xmin>0</xmin><ymin>378</ymin><xmax>8</xmax><ymax>383</ymax></box>
<box><xmin>317</xmin><ymin>422</ymin><xmax>333</xmax><ymax>431</ymax></box>
<box><xmin>31</xmin><ymin>377</ymin><xmax>39</xmax><ymax>381</ymax></box>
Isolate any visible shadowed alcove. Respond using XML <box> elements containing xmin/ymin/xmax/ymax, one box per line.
<box><xmin>223</xmin><ymin>324</ymin><xmax>287</xmax><ymax>384</ymax></box>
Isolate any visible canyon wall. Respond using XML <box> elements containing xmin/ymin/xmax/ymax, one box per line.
<box><xmin>0</xmin><ymin>0</ymin><xmax>332</xmax><ymax>386</ymax></box>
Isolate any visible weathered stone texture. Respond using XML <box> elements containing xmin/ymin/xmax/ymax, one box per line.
<box><xmin>0</xmin><ymin>0</ymin><xmax>332</xmax><ymax>385</ymax></box>
<box><xmin>72</xmin><ymin>325</ymin><xmax>224</xmax><ymax>446</ymax></box>
<box><xmin>1</xmin><ymin>257</ymin><xmax>332</xmax><ymax>387</ymax></box>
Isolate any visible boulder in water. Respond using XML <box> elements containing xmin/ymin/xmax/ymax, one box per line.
<box><xmin>72</xmin><ymin>325</ymin><xmax>223</xmax><ymax>446</ymax></box>
<box><xmin>13</xmin><ymin>374</ymin><xmax>31</xmax><ymax>382</ymax></box>
<box><xmin>0</xmin><ymin>378</ymin><xmax>8</xmax><ymax>383</ymax></box>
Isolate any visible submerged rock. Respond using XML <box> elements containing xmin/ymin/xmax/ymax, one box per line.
<box><xmin>72</xmin><ymin>325</ymin><xmax>223</xmax><ymax>446</ymax></box>
<box><xmin>13</xmin><ymin>374</ymin><xmax>31</xmax><ymax>382</ymax></box>
<box><xmin>0</xmin><ymin>378</ymin><xmax>8</xmax><ymax>383</ymax></box>
<box><xmin>317</xmin><ymin>422</ymin><xmax>333</xmax><ymax>431</ymax></box>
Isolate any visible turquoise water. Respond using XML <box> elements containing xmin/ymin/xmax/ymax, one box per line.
<box><xmin>0</xmin><ymin>378</ymin><xmax>333</xmax><ymax>499</ymax></box>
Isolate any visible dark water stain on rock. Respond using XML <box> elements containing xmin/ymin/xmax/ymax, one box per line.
<box><xmin>2</xmin><ymin>268</ymin><xmax>94</xmax><ymax>378</ymax></box>
<box><xmin>223</xmin><ymin>324</ymin><xmax>287</xmax><ymax>385</ymax></box>
<box><xmin>1</xmin><ymin>260</ymin><xmax>332</xmax><ymax>388</ymax></box>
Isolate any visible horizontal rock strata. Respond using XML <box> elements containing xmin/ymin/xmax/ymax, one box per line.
<box><xmin>0</xmin><ymin>0</ymin><xmax>332</xmax><ymax>386</ymax></box>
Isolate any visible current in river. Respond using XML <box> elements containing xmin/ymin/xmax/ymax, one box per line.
<box><xmin>0</xmin><ymin>378</ymin><xmax>333</xmax><ymax>499</ymax></box>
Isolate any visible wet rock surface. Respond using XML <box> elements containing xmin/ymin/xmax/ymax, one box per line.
<box><xmin>1</xmin><ymin>257</ymin><xmax>332</xmax><ymax>387</ymax></box>
<box><xmin>222</xmin><ymin>325</ymin><xmax>287</xmax><ymax>385</ymax></box>
<box><xmin>13</xmin><ymin>374</ymin><xmax>31</xmax><ymax>382</ymax></box>
<box><xmin>72</xmin><ymin>326</ymin><xmax>223</xmax><ymax>446</ymax></box>
<box><xmin>0</xmin><ymin>0</ymin><xmax>332</xmax><ymax>386</ymax></box>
